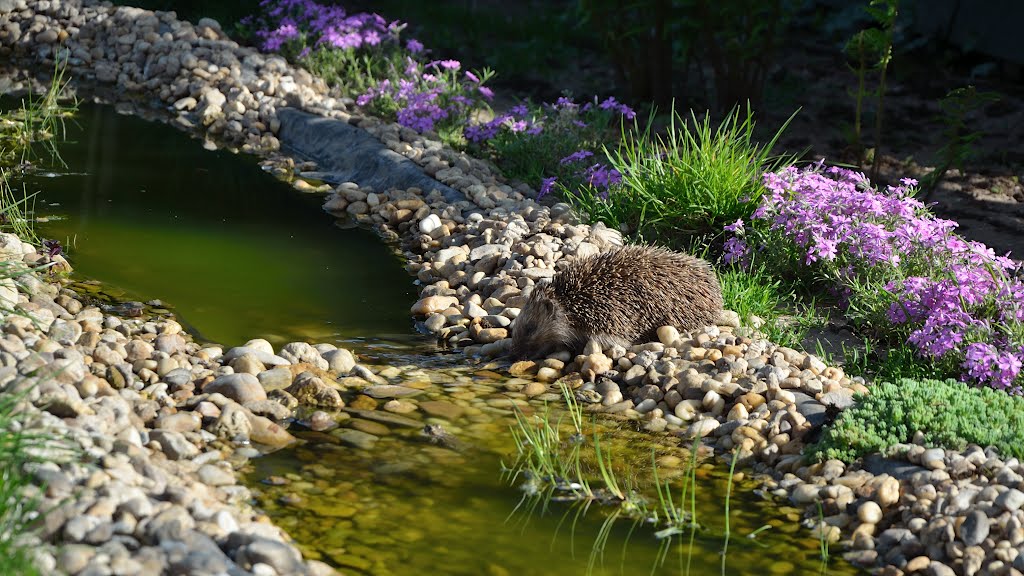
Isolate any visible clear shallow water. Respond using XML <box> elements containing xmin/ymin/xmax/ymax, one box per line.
<box><xmin>246</xmin><ymin>367</ymin><xmax>857</xmax><ymax>576</ymax></box>
<box><xmin>10</xmin><ymin>101</ymin><xmax>859</xmax><ymax>575</ymax></box>
<box><xmin>20</xmin><ymin>102</ymin><xmax>417</xmax><ymax>349</ymax></box>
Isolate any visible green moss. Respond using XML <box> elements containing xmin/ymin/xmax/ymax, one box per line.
<box><xmin>809</xmin><ymin>377</ymin><xmax>1024</xmax><ymax>463</ymax></box>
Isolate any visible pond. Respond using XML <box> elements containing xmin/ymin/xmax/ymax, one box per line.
<box><xmin>16</xmin><ymin>102</ymin><xmax>858</xmax><ymax>575</ymax></box>
<box><xmin>24</xmin><ymin>102</ymin><xmax>417</xmax><ymax>350</ymax></box>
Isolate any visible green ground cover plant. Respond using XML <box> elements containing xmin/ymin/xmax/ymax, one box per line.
<box><xmin>810</xmin><ymin>377</ymin><xmax>1024</xmax><ymax>463</ymax></box>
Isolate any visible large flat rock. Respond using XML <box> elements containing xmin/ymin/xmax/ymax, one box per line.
<box><xmin>276</xmin><ymin>108</ymin><xmax>464</xmax><ymax>204</ymax></box>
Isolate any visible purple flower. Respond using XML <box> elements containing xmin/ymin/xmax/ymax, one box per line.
<box><xmin>539</xmin><ymin>177</ymin><xmax>557</xmax><ymax>198</ymax></box>
<box><xmin>724</xmin><ymin>219</ymin><xmax>744</xmax><ymax>234</ymax></box>
<box><xmin>559</xmin><ymin>150</ymin><xmax>594</xmax><ymax>165</ymax></box>
<box><xmin>726</xmin><ymin>162</ymin><xmax>1024</xmax><ymax>392</ymax></box>
<box><xmin>407</xmin><ymin>38</ymin><xmax>424</xmax><ymax>53</ymax></box>
<box><xmin>439</xmin><ymin>59</ymin><xmax>461</xmax><ymax>70</ymax></box>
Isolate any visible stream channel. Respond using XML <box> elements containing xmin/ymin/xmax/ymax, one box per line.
<box><xmin>22</xmin><ymin>102</ymin><xmax>858</xmax><ymax>576</ymax></box>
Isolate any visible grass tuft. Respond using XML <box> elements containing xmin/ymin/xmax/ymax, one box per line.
<box><xmin>564</xmin><ymin>103</ymin><xmax>797</xmax><ymax>245</ymax></box>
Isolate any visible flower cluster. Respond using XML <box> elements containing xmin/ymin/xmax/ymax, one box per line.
<box><xmin>725</xmin><ymin>162</ymin><xmax>1024</xmax><ymax>393</ymax></box>
<box><xmin>243</xmin><ymin>0</ymin><xmax>405</xmax><ymax>56</ymax></box>
<box><xmin>357</xmin><ymin>59</ymin><xmax>494</xmax><ymax>135</ymax></box>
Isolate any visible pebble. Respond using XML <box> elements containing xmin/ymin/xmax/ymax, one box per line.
<box><xmin>205</xmin><ymin>373</ymin><xmax>268</xmax><ymax>405</ymax></box>
<box><xmin>960</xmin><ymin>510</ymin><xmax>991</xmax><ymax>546</ymax></box>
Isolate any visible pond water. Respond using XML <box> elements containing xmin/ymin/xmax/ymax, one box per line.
<box><xmin>22</xmin><ymin>102</ymin><xmax>417</xmax><ymax>350</ymax></box>
<box><xmin>13</xmin><ymin>101</ymin><xmax>859</xmax><ymax>575</ymax></box>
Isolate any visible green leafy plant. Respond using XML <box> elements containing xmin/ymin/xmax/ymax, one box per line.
<box><xmin>809</xmin><ymin>377</ymin><xmax>1024</xmax><ymax>463</ymax></box>
<box><xmin>694</xmin><ymin>0</ymin><xmax>789</xmax><ymax>110</ymax></box>
<box><xmin>842</xmin><ymin>0</ymin><xmax>899</xmax><ymax>173</ymax></box>
<box><xmin>919</xmin><ymin>86</ymin><xmax>1001</xmax><ymax>199</ymax></box>
<box><xmin>577</xmin><ymin>0</ymin><xmax>790</xmax><ymax>109</ymax></box>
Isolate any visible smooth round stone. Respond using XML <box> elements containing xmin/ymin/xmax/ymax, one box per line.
<box><xmin>230</xmin><ymin>353</ymin><xmax>265</xmax><ymax>375</ymax></box>
<box><xmin>522</xmin><ymin>382</ymin><xmax>547</xmax><ymax>397</ymax></box>
<box><xmin>875</xmin><ymin>476</ymin><xmax>901</xmax><ymax>508</ymax></box>
<box><xmin>997</xmin><ymin>488</ymin><xmax>1024</xmax><ymax>512</ymax></box>
<box><xmin>475</xmin><ymin>327</ymin><xmax>506</xmax><ymax>343</ymax></box>
<box><xmin>790</xmin><ymin>483</ymin><xmax>821</xmax><ymax>505</ymax></box>
<box><xmin>153</xmin><ymin>412</ymin><xmax>201</xmax><ymax>434</ymax></box>
<box><xmin>308</xmin><ymin>411</ymin><xmax>337</xmax><ymax>432</ymax></box>
<box><xmin>960</xmin><ymin>510</ymin><xmax>991</xmax><ymax>546</ymax></box>
<box><xmin>205</xmin><ymin>373</ymin><xmax>267</xmax><ymax>405</ymax></box>
<box><xmin>257</xmin><ymin>367</ymin><xmax>293</xmax><ymax>391</ymax></box>
<box><xmin>686</xmin><ymin>418</ymin><xmax>719</xmax><ymax>438</ymax></box>
<box><xmin>333</xmin><ymin>429</ymin><xmax>379</xmax><ymax>450</ymax></box>
<box><xmin>347</xmin><ymin>419</ymin><xmax>390</xmax><ymax>436</ymax></box>
<box><xmin>363</xmin><ymin>385</ymin><xmax>423</xmax><ymax>399</ymax></box>
<box><xmin>382</xmin><ymin>399</ymin><xmax>417</xmax><ymax>414</ymax></box>
<box><xmin>419</xmin><ymin>213</ymin><xmax>442</xmax><ymax>234</ymax></box>
<box><xmin>418</xmin><ymin>400</ymin><xmax>464</xmax><ymax>420</ymax></box>
<box><xmin>535</xmin><ymin>367</ymin><xmax>560</xmax><ymax>382</ymax></box>
<box><xmin>197</xmin><ymin>464</ymin><xmax>236</xmax><ymax>487</ymax></box>
<box><xmin>857</xmin><ymin>501</ymin><xmax>883</xmax><ymax>524</ymax></box>
<box><xmin>922</xmin><ymin>447</ymin><xmax>946</xmax><ymax>469</ymax></box>
<box><xmin>657</xmin><ymin>325</ymin><xmax>680</xmax><ymax>346</ymax></box>
<box><xmin>411</xmin><ymin>295</ymin><xmax>459</xmax><ymax>316</ymax></box>
<box><xmin>927</xmin><ymin>561</ymin><xmax>957</xmax><ymax>576</ymax></box>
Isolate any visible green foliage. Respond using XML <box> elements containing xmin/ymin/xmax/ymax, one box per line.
<box><xmin>716</xmin><ymin>262</ymin><xmax>824</xmax><ymax>350</ymax></box>
<box><xmin>0</xmin><ymin>385</ymin><xmax>76</xmax><ymax>576</ymax></box>
<box><xmin>0</xmin><ymin>67</ymin><xmax>79</xmax><ymax>575</ymax></box>
<box><xmin>0</xmin><ymin>63</ymin><xmax>76</xmax><ymax>169</ymax></box>
<box><xmin>809</xmin><ymin>377</ymin><xmax>1024</xmax><ymax>463</ymax></box>
<box><xmin>577</xmin><ymin>0</ymin><xmax>790</xmax><ymax>108</ymax></box>
<box><xmin>479</xmin><ymin>100</ymin><xmax>623</xmax><ymax>190</ymax></box>
<box><xmin>919</xmin><ymin>86</ymin><xmax>1001</xmax><ymax>198</ymax></box>
<box><xmin>350</xmin><ymin>0</ymin><xmax>592</xmax><ymax>90</ymax></box>
<box><xmin>301</xmin><ymin>45</ymin><xmax>406</xmax><ymax>100</ymax></box>
<box><xmin>564</xmin><ymin>104</ymin><xmax>795</xmax><ymax>245</ymax></box>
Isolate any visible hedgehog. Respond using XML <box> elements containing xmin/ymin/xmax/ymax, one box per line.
<box><xmin>509</xmin><ymin>245</ymin><xmax>722</xmax><ymax>359</ymax></box>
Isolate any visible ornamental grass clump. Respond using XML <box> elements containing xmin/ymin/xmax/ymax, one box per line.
<box><xmin>465</xmin><ymin>96</ymin><xmax>635</xmax><ymax>194</ymax></box>
<box><xmin>809</xmin><ymin>378</ymin><xmax>1024</xmax><ymax>463</ymax></box>
<box><xmin>724</xmin><ymin>163</ymin><xmax>1024</xmax><ymax>393</ymax></box>
<box><xmin>560</xmin><ymin>104</ymin><xmax>795</xmax><ymax>244</ymax></box>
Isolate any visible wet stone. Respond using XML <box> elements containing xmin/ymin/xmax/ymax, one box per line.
<box><xmin>362</xmin><ymin>385</ymin><xmax>424</xmax><ymax>399</ymax></box>
<box><xmin>347</xmin><ymin>418</ymin><xmax>390</xmax><ymax>436</ymax></box>
<box><xmin>418</xmin><ymin>400</ymin><xmax>464</xmax><ymax>420</ymax></box>
<box><xmin>333</xmin><ymin>429</ymin><xmax>379</xmax><ymax>450</ymax></box>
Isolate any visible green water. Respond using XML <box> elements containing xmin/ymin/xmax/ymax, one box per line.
<box><xmin>247</xmin><ymin>365</ymin><xmax>858</xmax><ymax>576</ymax></box>
<box><xmin>23</xmin><ymin>103</ymin><xmax>417</xmax><ymax>349</ymax></box>
<box><xmin>11</xmin><ymin>102</ymin><xmax>859</xmax><ymax>575</ymax></box>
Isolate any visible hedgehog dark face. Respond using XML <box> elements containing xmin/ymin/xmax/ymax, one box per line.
<box><xmin>508</xmin><ymin>282</ymin><xmax>574</xmax><ymax>360</ymax></box>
